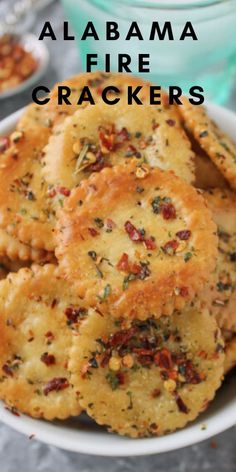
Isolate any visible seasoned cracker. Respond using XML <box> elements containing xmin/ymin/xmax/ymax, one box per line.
<box><xmin>56</xmin><ymin>163</ymin><xmax>217</xmax><ymax>319</ymax></box>
<box><xmin>69</xmin><ymin>307</ymin><xmax>224</xmax><ymax>438</ymax></box>
<box><xmin>203</xmin><ymin>189</ymin><xmax>236</xmax><ymax>332</ymax></box>
<box><xmin>0</xmin><ymin>128</ymin><xmax>55</xmax><ymax>251</ymax></box>
<box><xmin>179</xmin><ymin>99</ymin><xmax>236</xmax><ymax>190</ymax></box>
<box><xmin>0</xmin><ymin>264</ymin><xmax>87</xmax><ymax>419</ymax></box>
<box><xmin>4</xmin><ymin>73</ymin><xmax>158</xmax><ymax>252</ymax></box>
<box><xmin>43</xmin><ymin>100</ymin><xmax>194</xmax><ymax>194</ymax></box>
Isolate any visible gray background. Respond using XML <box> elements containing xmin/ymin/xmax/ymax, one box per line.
<box><xmin>0</xmin><ymin>1</ymin><xmax>235</xmax><ymax>471</ymax></box>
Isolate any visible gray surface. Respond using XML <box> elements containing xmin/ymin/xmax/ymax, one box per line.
<box><xmin>0</xmin><ymin>1</ymin><xmax>235</xmax><ymax>470</ymax></box>
<box><xmin>0</xmin><ymin>422</ymin><xmax>235</xmax><ymax>472</ymax></box>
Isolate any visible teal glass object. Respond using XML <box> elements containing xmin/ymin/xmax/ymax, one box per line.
<box><xmin>61</xmin><ymin>0</ymin><xmax>236</xmax><ymax>104</ymax></box>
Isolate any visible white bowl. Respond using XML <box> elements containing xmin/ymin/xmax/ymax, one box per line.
<box><xmin>0</xmin><ymin>102</ymin><xmax>235</xmax><ymax>456</ymax></box>
<box><xmin>0</xmin><ymin>33</ymin><xmax>49</xmax><ymax>100</ymax></box>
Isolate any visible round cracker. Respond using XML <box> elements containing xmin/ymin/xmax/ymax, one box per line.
<box><xmin>69</xmin><ymin>306</ymin><xmax>224</xmax><ymax>438</ymax></box>
<box><xmin>203</xmin><ymin>189</ymin><xmax>236</xmax><ymax>332</ymax></box>
<box><xmin>6</xmin><ymin>73</ymin><xmax>164</xmax><ymax>252</ymax></box>
<box><xmin>179</xmin><ymin>99</ymin><xmax>236</xmax><ymax>190</ymax></box>
<box><xmin>56</xmin><ymin>163</ymin><xmax>217</xmax><ymax>319</ymax></box>
<box><xmin>0</xmin><ymin>264</ymin><xmax>86</xmax><ymax>420</ymax></box>
<box><xmin>0</xmin><ymin>128</ymin><xmax>56</xmax><ymax>251</ymax></box>
<box><xmin>43</xmin><ymin>100</ymin><xmax>194</xmax><ymax>195</ymax></box>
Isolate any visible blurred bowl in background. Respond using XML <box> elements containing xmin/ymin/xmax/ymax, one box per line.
<box><xmin>0</xmin><ymin>33</ymin><xmax>49</xmax><ymax>100</ymax></box>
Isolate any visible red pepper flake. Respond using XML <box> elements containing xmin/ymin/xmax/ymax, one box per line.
<box><xmin>2</xmin><ymin>364</ymin><xmax>13</xmax><ymax>377</ymax></box>
<box><xmin>152</xmin><ymin>388</ymin><xmax>161</xmax><ymax>398</ymax></box>
<box><xmin>100</xmin><ymin>351</ymin><xmax>111</xmax><ymax>368</ymax></box>
<box><xmin>175</xmin><ymin>353</ymin><xmax>187</xmax><ymax>366</ymax></box>
<box><xmin>166</xmin><ymin>119</ymin><xmax>176</xmax><ymax>127</ymax></box>
<box><xmin>150</xmin><ymin>423</ymin><xmax>158</xmax><ymax>430</ymax></box>
<box><xmin>58</xmin><ymin>186</ymin><xmax>71</xmax><ymax>197</ymax></box>
<box><xmin>144</xmin><ymin>237</ymin><xmax>157</xmax><ymax>250</ymax></box>
<box><xmin>161</xmin><ymin>203</ymin><xmax>176</xmax><ymax>220</ymax></box>
<box><xmin>176</xmin><ymin>230</ymin><xmax>191</xmax><ymax>240</ymax></box>
<box><xmin>162</xmin><ymin>239</ymin><xmax>179</xmax><ymax>255</ymax></box>
<box><xmin>131</xmin><ymin>261</ymin><xmax>143</xmax><ymax>275</ymax></box>
<box><xmin>96</xmin><ymin>86</ymin><xmax>103</xmax><ymax>96</ymax></box>
<box><xmin>51</xmin><ymin>299</ymin><xmax>57</xmax><ymax>309</ymax></box>
<box><xmin>124</xmin><ymin>220</ymin><xmax>144</xmax><ymax>242</ymax></box>
<box><xmin>85</xmin><ymin>151</ymin><xmax>108</xmax><ymax>173</ymax></box>
<box><xmin>137</xmin><ymin>355</ymin><xmax>153</xmax><ymax>366</ymax></box>
<box><xmin>43</xmin><ymin>377</ymin><xmax>69</xmax><ymax>396</ymax></box>
<box><xmin>124</xmin><ymin>221</ymin><xmax>156</xmax><ymax>251</ymax></box>
<box><xmin>117</xmin><ymin>127</ymin><xmax>130</xmax><ymax>144</ymax></box>
<box><xmin>109</xmin><ymin>326</ymin><xmax>138</xmax><ymax>349</ymax></box>
<box><xmin>81</xmin><ymin>362</ymin><xmax>91</xmax><ymax>378</ymax></box>
<box><xmin>174</xmin><ymin>393</ymin><xmax>189</xmax><ymax>414</ymax></box>
<box><xmin>64</xmin><ymin>306</ymin><xmax>87</xmax><ymax>323</ymax></box>
<box><xmin>125</xmin><ymin>144</ymin><xmax>141</xmax><ymax>158</ymax></box>
<box><xmin>184</xmin><ymin>360</ymin><xmax>202</xmax><ymax>384</ymax></box>
<box><xmin>179</xmin><ymin>286</ymin><xmax>189</xmax><ymax>297</ymax></box>
<box><xmin>198</xmin><ymin>350</ymin><xmax>208</xmax><ymax>359</ymax></box>
<box><xmin>139</xmin><ymin>140</ymin><xmax>147</xmax><ymax>150</ymax></box>
<box><xmin>40</xmin><ymin>353</ymin><xmax>56</xmax><ymax>366</ymax></box>
<box><xmin>11</xmin><ymin>151</ymin><xmax>18</xmax><ymax>160</ymax></box>
<box><xmin>45</xmin><ymin>331</ymin><xmax>54</xmax><ymax>341</ymax></box>
<box><xmin>99</xmin><ymin>125</ymin><xmax>115</xmax><ymax>152</ymax></box>
<box><xmin>159</xmin><ymin>370</ymin><xmax>168</xmax><ymax>381</ymax></box>
<box><xmin>117</xmin><ymin>253</ymin><xmax>129</xmax><ymax>272</ymax></box>
<box><xmin>0</xmin><ymin>136</ymin><xmax>10</xmax><ymax>152</ymax></box>
<box><xmin>117</xmin><ymin>253</ymin><xmax>149</xmax><ymax>278</ymax></box>
<box><xmin>105</xmin><ymin>218</ymin><xmax>116</xmax><ymax>231</ymax></box>
<box><xmin>88</xmin><ymin>227</ymin><xmax>99</xmax><ymax>237</ymax></box>
<box><xmin>168</xmin><ymin>370</ymin><xmax>178</xmax><ymax>380</ymax></box>
<box><xmin>5</xmin><ymin>406</ymin><xmax>20</xmax><ymax>417</ymax></box>
<box><xmin>152</xmin><ymin>120</ymin><xmax>160</xmax><ymax>130</ymax></box>
<box><xmin>133</xmin><ymin>348</ymin><xmax>154</xmax><ymax>356</ymax></box>
<box><xmin>154</xmin><ymin>348</ymin><xmax>174</xmax><ymax>370</ymax></box>
<box><xmin>48</xmin><ymin>188</ymin><xmax>56</xmax><ymax>198</ymax></box>
<box><xmin>116</xmin><ymin>372</ymin><xmax>125</xmax><ymax>385</ymax></box>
